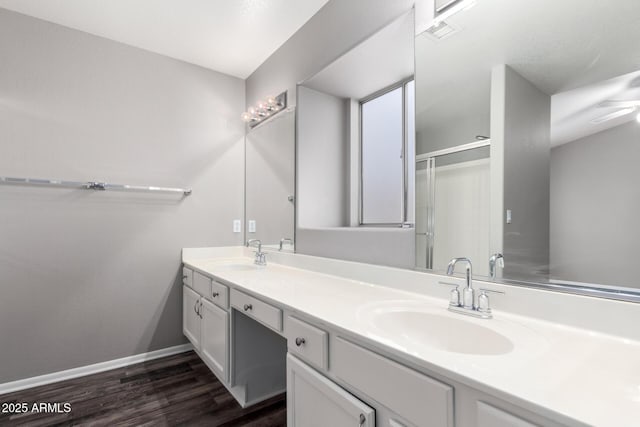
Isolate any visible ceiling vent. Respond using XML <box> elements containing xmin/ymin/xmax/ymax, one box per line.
<box><xmin>423</xmin><ymin>20</ymin><xmax>459</xmax><ymax>41</ymax></box>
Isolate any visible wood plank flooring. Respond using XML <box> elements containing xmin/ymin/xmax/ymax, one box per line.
<box><xmin>0</xmin><ymin>351</ymin><xmax>286</xmax><ymax>427</ymax></box>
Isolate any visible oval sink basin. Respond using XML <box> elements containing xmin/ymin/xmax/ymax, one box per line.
<box><xmin>369</xmin><ymin>309</ymin><xmax>514</xmax><ymax>356</ymax></box>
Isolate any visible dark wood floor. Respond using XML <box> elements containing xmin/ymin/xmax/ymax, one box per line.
<box><xmin>0</xmin><ymin>351</ymin><xmax>286</xmax><ymax>427</ymax></box>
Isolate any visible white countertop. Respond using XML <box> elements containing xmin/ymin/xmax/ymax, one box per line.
<box><xmin>183</xmin><ymin>251</ymin><xmax>640</xmax><ymax>427</ymax></box>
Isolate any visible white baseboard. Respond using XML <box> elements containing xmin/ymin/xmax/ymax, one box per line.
<box><xmin>0</xmin><ymin>343</ymin><xmax>193</xmax><ymax>396</ymax></box>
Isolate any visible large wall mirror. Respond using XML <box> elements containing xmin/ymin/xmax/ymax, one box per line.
<box><xmin>415</xmin><ymin>0</ymin><xmax>640</xmax><ymax>300</ymax></box>
<box><xmin>245</xmin><ymin>108</ymin><xmax>296</xmax><ymax>251</ymax></box>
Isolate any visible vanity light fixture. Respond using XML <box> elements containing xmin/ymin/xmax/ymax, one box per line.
<box><xmin>241</xmin><ymin>91</ymin><xmax>287</xmax><ymax>128</ymax></box>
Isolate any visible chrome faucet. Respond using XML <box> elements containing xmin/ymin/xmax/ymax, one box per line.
<box><xmin>489</xmin><ymin>253</ymin><xmax>504</xmax><ymax>281</ymax></box>
<box><xmin>445</xmin><ymin>257</ymin><xmax>499</xmax><ymax>319</ymax></box>
<box><xmin>447</xmin><ymin>257</ymin><xmax>474</xmax><ymax>309</ymax></box>
<box><xmin>279</xmin><ymin>238</ymin><xmax>293</xmax><ymax>251</ymax></box>
<box><xmin>246</xmin><ymin>239</ymin><xmax>266</xmax><ymax>266</ymax></box>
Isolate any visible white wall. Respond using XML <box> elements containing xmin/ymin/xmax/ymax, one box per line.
<box><xmin>0</xmin><ymin>9</ymin><xmax>245</xmax><ymax>383</ymax></box>
<box><xmin>297</xmin><ymin>86</ymin><xmax>349</xmax><ymax>228</ymax></box>
<box><xmin>550</xmin><ymin>121</ymin><xmax>640</xmax><ymax>288</ymax></box>
<box><xmin>491</xmin><ymin>65</ymin><xmax>551</xmax><ymax>281</ymax></box>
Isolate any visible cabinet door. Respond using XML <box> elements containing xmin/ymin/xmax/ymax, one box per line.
<box><xmin>287</xmin><ymin>354</ymin><xmax>375</xmax><ymax>427</ymax></box>
<box><xmin>183</xmin><ymin>286</ymin><xmax>201</xmax><ymax>349</ymax></box>
<box><xmin>201</xmin><ymin>298</ymin><xmax>229</xmax><ymax>383</ymax></box>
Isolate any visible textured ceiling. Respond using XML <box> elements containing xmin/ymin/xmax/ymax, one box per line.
<box><xmin>0</xmin><ymin>0</ymin><xmax>330</xmax><ymax>78</ymax></box>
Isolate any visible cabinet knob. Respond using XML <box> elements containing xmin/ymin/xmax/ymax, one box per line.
<box><xmin>243</xmin><ymin>304</ymin><xmax>253</xmax><ymax>311</ymax></box>
<box><xmin>295</xmin><ymin>337</ymin><xmax>306</xmax><ymax>347</ymax></box>
<box><xmin>212</xmin><ymin>292</ymin><xmax>219</xmax><ymax>298</ymax></box>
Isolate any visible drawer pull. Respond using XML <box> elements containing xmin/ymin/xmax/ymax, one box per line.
<box><xmin>359</xmin><ymin>413</ymin><xmax>366</xmax><ymax>426</ymax></box>
<box><xmin>182</xmin><ymin>275</ymin><xmax>188</xmax><ymax>279</ymax></box>
<box><xmin>295</xmin><ymin>337</ymin><xmax>306</xmax><ymax>347</ymax></box>
<box><xmin>212</xmin><ymin>292</ymin><xmax>219</xmax><ymax>298</ymax></box>
<box><xmin>243</xmin><ymin>304</ymin><xmax>253</xmax><ymax>311</ymax></box>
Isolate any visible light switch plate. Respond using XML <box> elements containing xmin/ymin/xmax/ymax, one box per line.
<box><xmin>233</xmin><ymin>219</ymin><xmax>241</xmax><ymax>233</ymax></box>
<box><xmin>248</xmin><ymin>220</ymin><xmax>256</xmax><ymax>233</ymax></box>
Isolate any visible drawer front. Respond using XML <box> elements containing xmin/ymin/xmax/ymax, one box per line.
<box><xmin>182</xmin><ymin>266</ymin><xmax>193</xmax><ymax>288</ymax></box>
<box><xmin>193</xmin><ymin>271</ymin><xmax>211</xmax><ymax>297</ymax></box>
<box><xmin>210</xmin><ymin>279</ymin><xmax>229</xmax><ymax>309</ymax></box>
<box><xmin>332</xmin><ymin>337</ymin><xmax>454</xmax><ymax>427</ymax></box>
<box><xmin>285</xmin><ymin>316</ymin><xmax>328</xmax><ymax>371</ymax></box>
<box><xmin>231</xmin><ymin>289</ymin><xmax>282</xmax><ymax>332</ymax></box>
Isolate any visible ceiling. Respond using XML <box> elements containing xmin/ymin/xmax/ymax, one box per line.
<box><xmin>415</xmin><ymin>0</ymin><xmax>640</xmax><ymax>146</ymax></box>
<box><xmin>0</xmin><ymin>0</ymin><xmax>330</xmax><ymax>79</ymax></box>
<box><xmin>302</xmin><ymin>10</ymin><xmax>414</xmax><ymax>100</ymax></box>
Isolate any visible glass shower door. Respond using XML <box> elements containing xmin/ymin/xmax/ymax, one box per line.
<box><xmin>416</xmin><ymin>144</ymin><xmax>491</xmax><ymax>276</ymax></box>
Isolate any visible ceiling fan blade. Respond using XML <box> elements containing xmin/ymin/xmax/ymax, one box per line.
<box><xmin>597</xmin><ymin>100</ymin><xmax>640</xmax><ymax>108</ymax></box>
<box><xmin>589</xmin><ymin>107</ymin><xmax>636</xmax><ymax>124</ymax></box>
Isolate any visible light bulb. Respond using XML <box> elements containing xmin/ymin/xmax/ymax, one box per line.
<box><xmin>267</xmin><ymin>96</ymin><xmax>276</xmax><ymax>106</ymax></box>
<box><xmin>241</xmin><ymin>112</ymin><xmax>252</xmax><ymax>122</ymax></box>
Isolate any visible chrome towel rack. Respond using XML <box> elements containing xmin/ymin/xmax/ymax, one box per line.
<box><xmin>0</xmin><ymin>176</ymin><xmax>192</xmax><ymax>196</ymax></box>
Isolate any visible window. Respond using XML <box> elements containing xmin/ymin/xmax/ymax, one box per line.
<box><xmin>360</xmin><ymin>79</ymin><xmax>415</xmax><ymax>225</ymax></box>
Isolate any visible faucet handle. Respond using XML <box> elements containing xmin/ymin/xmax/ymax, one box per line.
<box><xmin>439</xmin><ymin>281</ymin><xmax>461</xmax><ymax>307</ymax></box>
<box><xmin>477</xmin><ymin>288</ymin><xmax>505</xmax><ymax>314</ymax></box>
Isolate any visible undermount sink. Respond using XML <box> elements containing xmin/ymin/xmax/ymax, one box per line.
<box><xmin>372</xmin><ymin>310</ymin><xmax>514</xmax><ymax>355</ymax></box>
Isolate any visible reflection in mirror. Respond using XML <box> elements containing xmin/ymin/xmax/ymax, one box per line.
<box><xmin>415</xmin><ymin>0</ymin><xmax>640</xmax><ymax>297</ymax></box>
<box><xmin>297</xmin><ymin>10</ymin><xmax>415</xmax><ymax>230</ymax></box>
<box><xmin>245</xmin><ymin>108</ymin><xmax>295</xmax><ymax>251</ymax></box>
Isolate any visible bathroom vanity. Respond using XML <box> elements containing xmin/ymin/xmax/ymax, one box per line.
<box><xmin>182</xmin><ymin>247</ymin><xmax>640</xmax><ymax>427</ymax></box>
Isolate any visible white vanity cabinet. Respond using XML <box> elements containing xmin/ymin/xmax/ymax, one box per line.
<box><xmin>200</xmin><ymin>298</ymin><xmax>229</xmax><ymax>382</ymax></box>
<box><xmin>182</xmin><ymin>284</ymin><xmax>229</xmax><ymax>381</ymax></box>
<box><xmin>182</xmin><ymin>261</ymin><xmax>573</xmax><ymax>427</ymax></box>
<box><xmin>287</xmin><ymin>354</ymin><xmax>375</xmax><ymax>427</ymax></box>
<box><xmin>182</xmin><ymin>266</ymin><xmax>230</xmax><ymax>387</ymax></box>
<box><xmin>182</xmin><ymin>285</ymin><xmax>201</xmax><ymax>348</ymax></box>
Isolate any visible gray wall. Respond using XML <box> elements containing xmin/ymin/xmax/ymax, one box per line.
<box><xmin>491</xmin><ymin>65</ymin><xmax>551</xmax><ymax>280</ymax></box>
<box><xmin>550</xmin><ymin>121</ymin><xmax>640</xmax><ymax>288</ymax></box>
<box><xmin>0</xmin><ymin>9</ymin><xmax>245</xmax><ymax>383</ymax></box>
<box><xmin>246</xmin><ymin>0</ymin><xmax>415</xmax><ymax>268</ymax></box>
<box><xmin>297</xmin><ymin>86</ymin><xmax>349</xmax><ymax>227</ymax></box>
